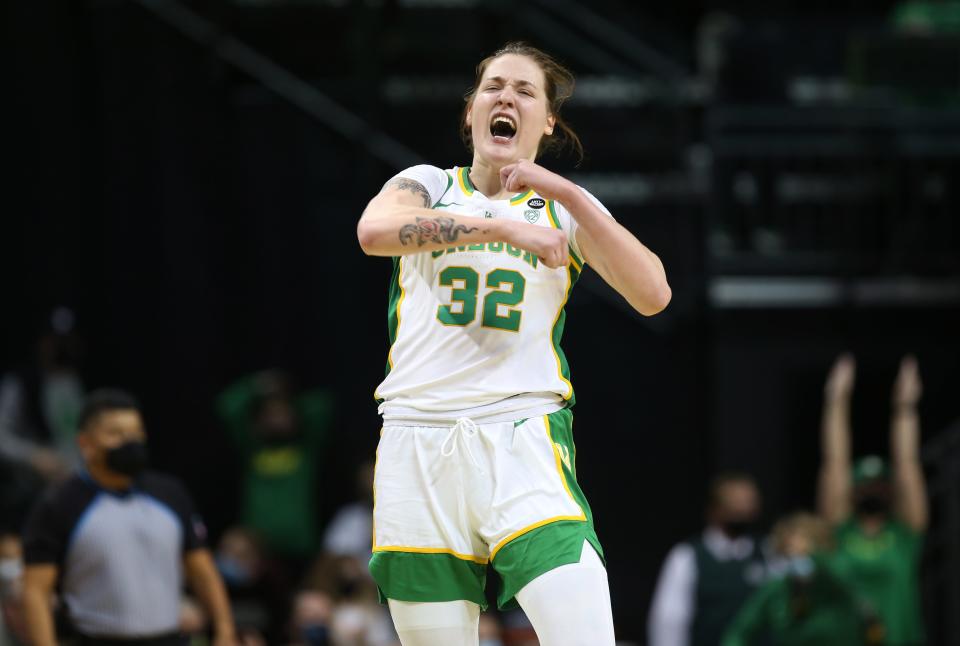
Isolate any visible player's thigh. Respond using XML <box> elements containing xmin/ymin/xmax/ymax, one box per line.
<box><xmin>482</xmin><ymin>409</ymin><xmax>604</xmax><ymax>608</ymax></box>
<box><xmin>370</xmin><ymin>426</ymin><xmax>488</xmax><ymax>608</ymax></box>
<box><xmin>387</xmin><ymin>599</ymin><xmax>480</xmax><ymax>646</ymax></box>
<box><xmin>515</xmin><ymin>541</ymin><xmax>615</xmax><ymax>646</ymax></box>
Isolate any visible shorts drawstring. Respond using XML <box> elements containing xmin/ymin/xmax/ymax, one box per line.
<box><xmin>511</xmin><ymin>419</ymin><xmax>523</xmax><ymax>452</ymax></box>
<box><xmin>440</xmin><ymin>417</ymin><xmax>485</xmax><ymax>475</ymax></box>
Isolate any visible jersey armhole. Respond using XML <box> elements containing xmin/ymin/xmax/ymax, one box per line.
<box><xmin>546</xmin><ymin>200</ymin><xmax>585</xmax><ymax>270</ymax></box>
<box><xmin>432</xmin><ymin>171</ymin><xmax>455</xmax><ymax>209</ymax></box>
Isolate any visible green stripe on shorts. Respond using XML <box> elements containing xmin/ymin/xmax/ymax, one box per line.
<box><xmin>491</xmin><ymin>408</ymin><xmax>605</xmax><ymax>609</ymax></box>
<box><xmin>369</xmin><ymin>408</ymin><xmax>603</xmax><ymax>611</ymax></box>
<box><xmin>369</xmin><ymin>551</ymin><xmax>489</xmax><ymax>610</ymax></box>
<box><xmin>546</xmin><ymin>407</ymin><xmax>596</xmax><ymax>526</ymax></box>
<box><xmin>492</xmin><ymin>519</ymin><xmax>603</xmax><ymax>609</ymax></box>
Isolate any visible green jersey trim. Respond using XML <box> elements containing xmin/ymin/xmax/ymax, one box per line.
<box><xmin>457</xmin><ymin>166</ymin><xmax>534</xmax><ymax>202</ymax></box>
<box><xmin>546</xmin><ymin>199</ymin><xmax>585</xmax><ymax>268</ymax></box>
<box><xmin>546</xmin><ymin>199</ymin><xmax>562</xmax><ymax>229</ymax></box>
<box><xmin>492</xmin><ymin>519</ymin><xmax>602</xmax><ymax>610</ymax></box>
<box><xmin>550</xmin><ymin>262</ymin><xmax>580</xmax><ymax>403</ymax></box>
<box><xmin>369</xmin><ymin>550</ymin><xmax>488</xmax><ymax>610</ymax></box>
<box><xmin>375</xmin><ymin>256</ymin><xmax>405</xmax><ymax>402</ymax></box>
<box><xmin>379</xmin><ymin>165</ymin><xmax>453</xmax><ymax>394</ymax></box>
<box><xmin>433</xmin><ymin>171</ymin><xmax>454</xmax><ymax>208</ymax></box>
<box><xmin>509</xmin><ymin>189</ymin><xmax>535</xmax><ymax>205</ymax></box>
<box><xmin>457</xmin><ymin>166</ymin><xmax>475</xmax><ymax>195</ymax></box>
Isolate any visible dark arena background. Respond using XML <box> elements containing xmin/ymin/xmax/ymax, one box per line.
<box><xmin>5</xmin><ymin>0</ymin><xmax>960</xmax><ymax>644</ymax></box>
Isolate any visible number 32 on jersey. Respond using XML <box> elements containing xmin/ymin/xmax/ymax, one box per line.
<box><xmin>436</xmin><ymin>267</ymin><xmax>525</xmax><ymax>332</ymax></box>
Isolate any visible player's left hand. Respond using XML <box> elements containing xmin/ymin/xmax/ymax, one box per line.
<box><xmin>500</xmin><ymin>159</ymin><xmax>575</xmax><ymax>203</ymax></box>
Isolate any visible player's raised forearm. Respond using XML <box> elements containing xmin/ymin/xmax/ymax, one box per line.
<box><xmin>358</xmin><ymin>206</ymin><xmax>504</xmax><ymax>257</ymax></box>
<box><xmin>358</xmin><ymin>208</ymin><xmax>569</xmax><ymax>267</ymax></box>
<box><xmin>561</xmin><ymin>187</ymin><xmax>671</xmax><ymax>315</ymax></box>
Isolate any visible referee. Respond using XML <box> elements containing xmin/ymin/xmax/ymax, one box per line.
<box><xmin>20</xmin><ymin>389</ymin><xmax>236</xmax><ymax>646</ymax></box>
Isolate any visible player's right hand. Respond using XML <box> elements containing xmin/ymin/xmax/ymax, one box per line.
<box><xmin>507</xmin><ymin>222</ymin><xmax>569</xmax><ymax>268</ymax></box>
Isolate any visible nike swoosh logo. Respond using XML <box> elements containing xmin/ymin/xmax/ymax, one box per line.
<box><xmin>434</xmin><ymin>202</ymin><xmax>464</xmax><ymax>208</ymax></box>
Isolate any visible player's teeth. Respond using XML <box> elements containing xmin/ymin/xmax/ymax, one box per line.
<box><xmin>493</xmin><ymin>116</ymin><xmax>515</xmax><ymax>128</ymax></box>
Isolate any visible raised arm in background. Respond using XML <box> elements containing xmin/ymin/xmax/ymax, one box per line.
<box><xmin>357</xmin><ymin>177</ymin><xmax>570</xmax><ymax>268</ymax></box>
<box><xmin>890</xmin><ymin>355</ymin><xmax>928</xmax><ymax>532</ymax></box>
<box><xmin>818</xmin><ymin>354</ymin><xmax>855</xmax><ymax>525</ymax></box>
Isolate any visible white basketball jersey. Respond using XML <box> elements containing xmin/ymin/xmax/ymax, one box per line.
<box><xmin>374</xmin><ymin>165</ymin><xmax>611</xmax><ymax>424</ymax></box>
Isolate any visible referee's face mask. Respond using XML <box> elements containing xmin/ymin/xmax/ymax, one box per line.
<box><xmin>105</xmin><ymin>440</ymin><xmax>149</xmax><ymax>477</ymax></box>
<box><xmin>80</xmin><ymin>409</ymin><xmax>149</xmax><ymax>479</ymax></box>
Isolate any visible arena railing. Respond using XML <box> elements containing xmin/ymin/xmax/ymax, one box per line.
<box><xmin>134</xmin><ymin>0</ymin><xmax>424</xmax><ymax>170</ymax></box>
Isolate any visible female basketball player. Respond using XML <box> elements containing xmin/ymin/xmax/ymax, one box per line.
<box><xmin>357</xmin><ymin>42</ymin><xmax>671</xmax><ymax>646</ymax></box>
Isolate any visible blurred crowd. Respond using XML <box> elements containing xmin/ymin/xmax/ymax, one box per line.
<box><xmin>0</xmin><ymin>313</ymin><xmax>534</xmax><ymax>646</ymax></box>
<box><xmin>0</xmin><ymin>313</ymin><xmax>936</xmax><ymax>646</ymax></box>
<box><xmin>648</xmin><ymin>355</ymin><xmax>928</xmax><ymax>646</ymax></box>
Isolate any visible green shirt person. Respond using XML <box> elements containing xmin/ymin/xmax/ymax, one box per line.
<box><xmin>817</xmin><ymin>355</ymin><xmax>928</xmax><ymax>646</ymax></box>
<box><xmin>648</xmin><ymin>473</ymin><xmax>767</xmax><ymax>646</ymax></box>
<box><xmin>723</xmin><ymin>513</ymin><xmax>866</xmax><ymax>646</ymax></box>
<box><xmin>892</xmin><ymin>0</ymin><xmax>960</xmax><ymax>34</ymax></box>
<box><xmin>217</xmin><ymin>371</ymin><xmax>333</xmax><ymax>559</ymax></box>
<box><xmin>832</xmin><ymin>517</ymin><xmax>924</xmax><ymax>643</ymax></box>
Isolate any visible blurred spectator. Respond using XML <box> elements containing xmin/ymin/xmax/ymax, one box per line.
<box><xmin>817</xmin><ymin>354</ymin><xmax>927</xmax><ymax>646</ymax></box>
<box><xmin>478</xmin><ymin>612</ymin><xmax>504</xmax><ymax>646</ymax></box>
<box><xmin>322</xmin><ymin>461</ymin><xmax>375</xmax><ymax>563</ymax></box>
<box><xmin>648</xmin><ymin>473</ymin><xmax>767</xmax><ymax>646</ymax></box>
<box><xmin>0</xmin><ymin>308</ymin><xmax>84</xmax><ymax>522</ymax></box>
<box><xmin>0</xmin><ymin>531</ymin><xmax>27</xmax><ymax>646</ymax></box>
<box><xmin>302</xmin><ymin>555</ymin><xmax>396</xmax><ymax>646</ymax></box>
<box><xmin>892</xmin><ymin>0</ymin><xmax>960</xmax><ymax>34</ymax></box>
<box><xmin>722</xmin><ymin>512</ymin><xmax>866</xmax><ymax>646</ymax></box>
<box><xmin>179</xmin><ymin>595</ymin><xmax>267</xmax><ymax>646</ymax></box>
<box><xmin>696</xmin><ymin>12</ymin><xmax>742</xmax><ymax>89</ymax></box>
<box><xmin>20</xmin><ymin>389</ymin><xmax>236</xmax><ymax>646</ymax></box>
<box><xmin>500</xmin><ymin>609</ymin><xmax>538</xmax><ymax>646</ymax></box>
<box><xmin>288</xmin><ymin>590</ymin><xmax>333</xmax><ymax>646</ymax></box>
<box><xmin>217</xmin><ymin>371</ymin><xmax>333</xmax><ymax>562</ymax></box>
<box><xmin>301</xmin><ymin>454</ymin><xmax>397</xmax><ymax>646</ymax></box>
<box><xmin>214</xmin><ymin>526</ymin><xmax>290</xmax><ymax>644</ymax></box>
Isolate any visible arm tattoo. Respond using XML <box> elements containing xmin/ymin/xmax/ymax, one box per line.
<box><xmin>398</xmin><ymin>216</ymin><xmax>480</xmax><ymax>247</ymax></box>
<box><xmin>387</xmin><ymin>178</ymin><xmax>431</xmax><ymax>208</ymax></box>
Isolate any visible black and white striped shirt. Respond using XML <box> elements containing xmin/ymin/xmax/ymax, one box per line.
<box><xmin>23</xmin><ymin>470</ymin><xmax>207</xmax><ymax>638</ymax></box>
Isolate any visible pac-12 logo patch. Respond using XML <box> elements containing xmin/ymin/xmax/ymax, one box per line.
<box><xmin>524</xmin><ymin>210</ymin><xmax>540</xmax><ymax>223</ymax></box>
<box><xmin>527</xmin><ymin>197</ymin><xmax>545</xmax><ymax>209</ymax></box>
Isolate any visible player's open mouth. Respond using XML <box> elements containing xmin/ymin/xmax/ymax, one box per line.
<box><xmin>490</xmin><ymin>115</ymin><xmax>517</xmax><ymax>144</ymax></box>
